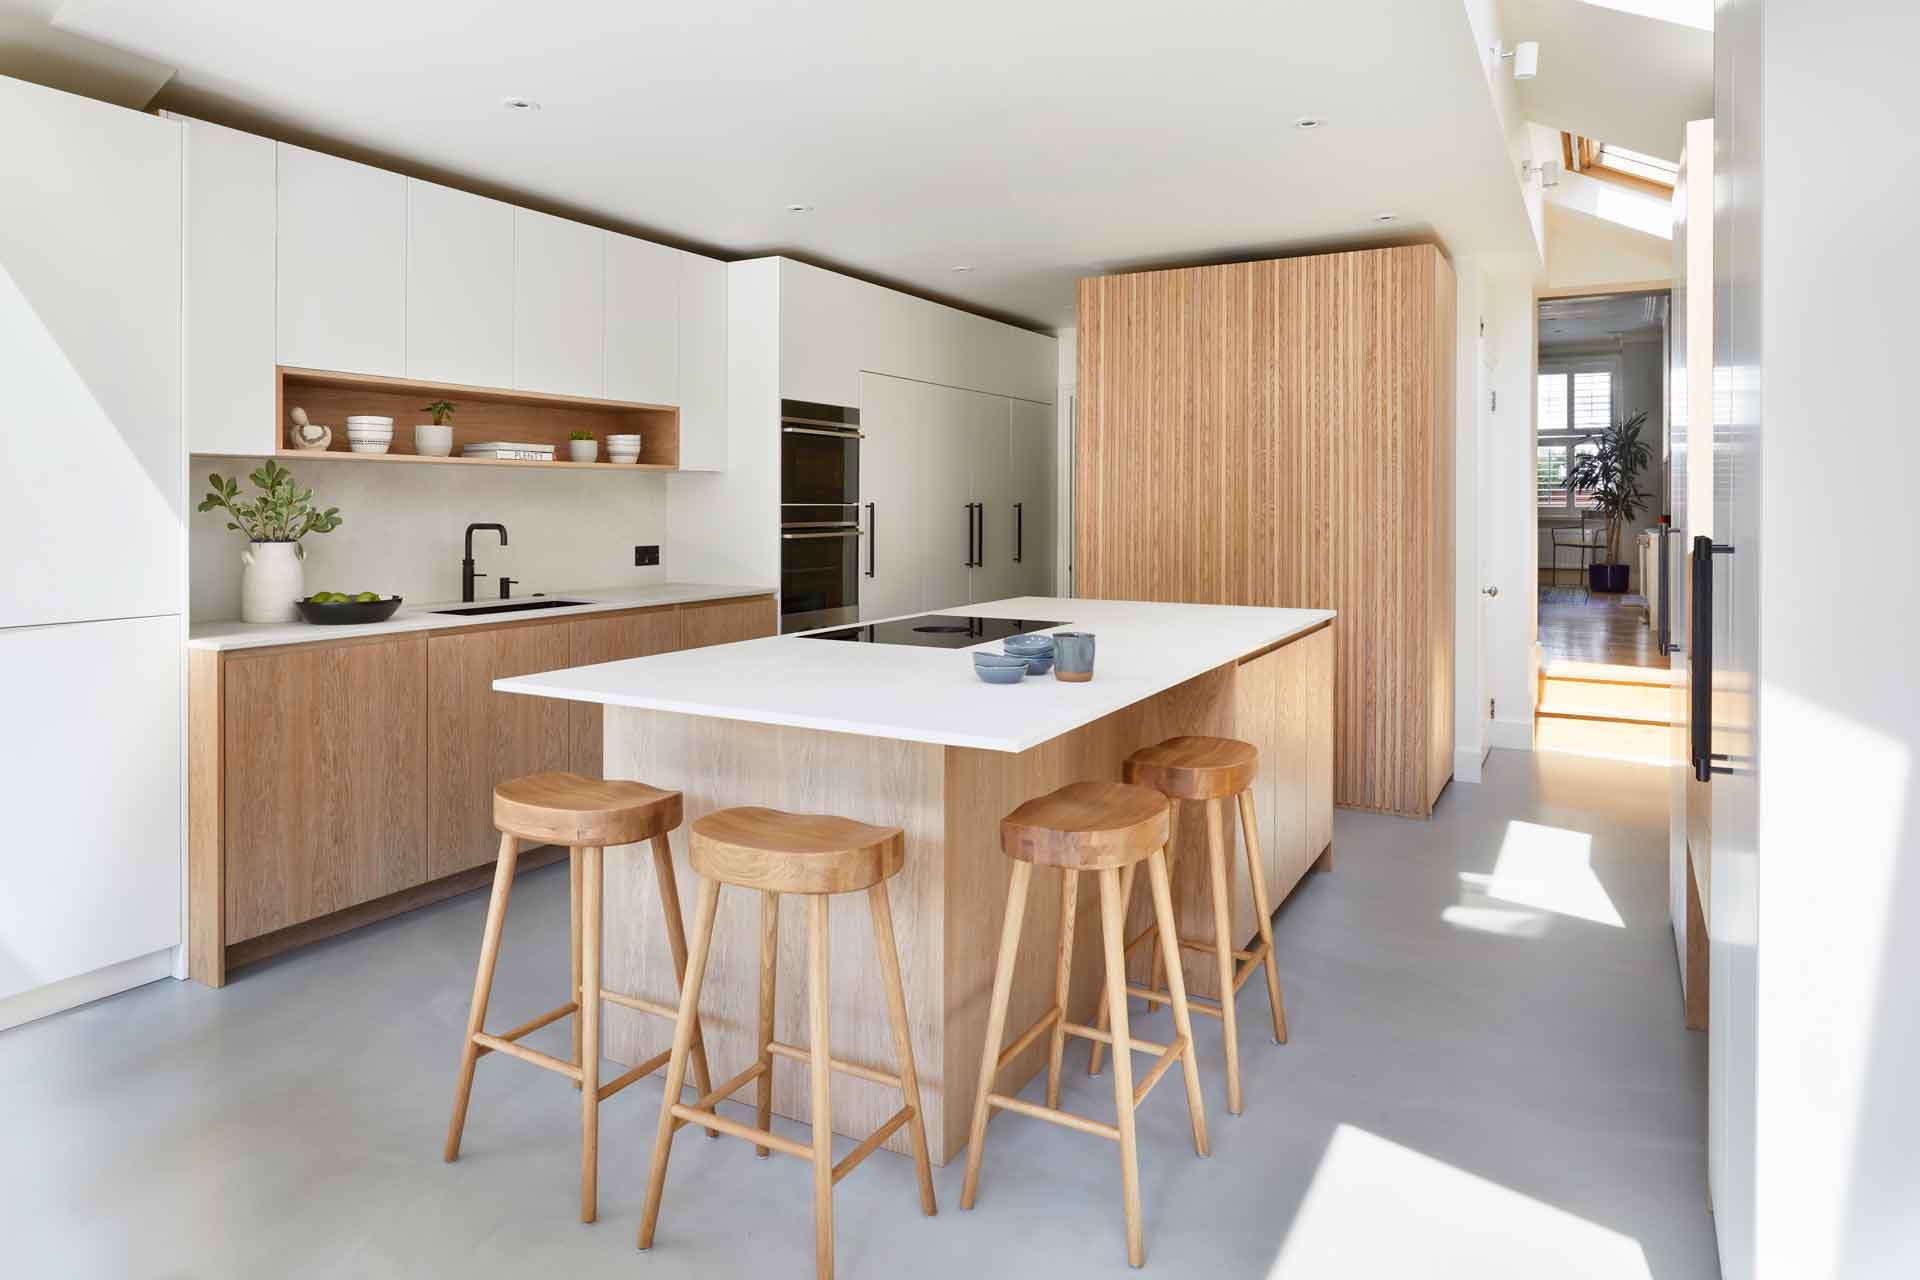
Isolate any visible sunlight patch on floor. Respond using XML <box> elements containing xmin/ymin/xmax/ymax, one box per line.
<box><xmin>1268</xmin><ymin>1124</ymin><xmax>1653</xmax><ymax>1279</ymax></box>
<box><xmin>1453</xmin><ymin>820</ymin><xmax>1625</xmax><ymax>928</ymax></box>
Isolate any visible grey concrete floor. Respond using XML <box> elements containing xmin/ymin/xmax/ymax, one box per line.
<box><xmin>2</xmin><ymin>749</ymin><xmax>1718</xmax><ymax>1278</ymax></box>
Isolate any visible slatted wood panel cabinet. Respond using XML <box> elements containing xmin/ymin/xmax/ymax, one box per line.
<box><xmin>188</xmin><ymin>594</ymin><xmax>774</xmax><ymax>984</ymax></box>
<box><xmin>1076</xmin><ymin>245</ymin><xmax>1454</xmax><ymax>816</ymax></box>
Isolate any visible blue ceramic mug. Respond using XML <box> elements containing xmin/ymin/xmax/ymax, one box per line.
<box><xmin>1052</xmin><ymin>631</ymin><xmax>1095</xmax><ymax>682</ymax></box>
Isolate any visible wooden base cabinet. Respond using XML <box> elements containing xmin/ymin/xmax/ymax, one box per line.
<box><xmin>189</xmin><ymin>594</ymin><xmax>774</xmax><ymax>986</ymax></box>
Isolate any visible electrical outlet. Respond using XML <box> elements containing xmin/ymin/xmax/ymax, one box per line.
<box><xmin>634</xmin><ymin>544</ymin><xmax>660</xmax><ymax>567</ymax></box>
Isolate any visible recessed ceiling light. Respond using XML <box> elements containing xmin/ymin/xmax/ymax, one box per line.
<box><xmin>1373</xmin><ymin>213</ymin><xmax>1399</xmax><ymax>223</ymax></box>
<box><xmin>1294</xmin><ymin>116</ymin><xmax>1325</xmax><ymax>130</ymax></box>
<box><xmin>950</xmin><ymin>265</ymin><xmax>975</xmax><ymax>273</ymax></box>
<box><xmin>1552</xmin><ymin>326</ymin><xmax>1566</xmax><ymax>333</ymax></box>
<box><xmin>502</xmin><ymin>97</ymin><xmax>541</xmax><ymax>112</ymax></box>
<box><xmin>785</xmin><ymin>203</ymin><xmax>814</xmax><ymax>213</ymax></box>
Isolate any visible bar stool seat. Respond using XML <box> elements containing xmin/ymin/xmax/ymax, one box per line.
<box><xmin>494</xmin><ymin>771</ymin><xmax>682</xmax><ymax>847</ymax></box>
<box><xmin>444</xmin><ymin>770</ymin><xmax>715</xmax><ymax>1226</ymax></box>
<box><xmin>961</xmin><ymin>780</ymin><xmax>1208</xmax><ymax>1269</ymax></box>
<box><xmin>639</xmin><ymin>805</ymin><xmax>936</xmax><ymax>1280</ymax></box>
<box><xmin>1088</xmin><ymin>735</ymin><xmax>1287</xmax><ymax>1117</ymax></box>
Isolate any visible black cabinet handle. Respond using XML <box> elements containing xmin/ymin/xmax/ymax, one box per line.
<box><xmin>865</xmin><ymin>502</ymin><xmax>876</xmax><ymax>578</ymax></box>
<box><xmin>1689</xmin><ymin>535</ymin><xmax>1737</xmax><ymax>781</ymax></box>
<box><xmin>974</xmin><ymin>502</ymin><xmax>985</xmax><ymax>566</ymax></box>
<box><xmin>1014</xmin><ymin>502</ymin><xmax>1024</xmax><ymax>563</ymax></box>
<box><xmin>963</xmin><ymin>504</ymin><xmax>975</xmax><ymax>567</ymax></box>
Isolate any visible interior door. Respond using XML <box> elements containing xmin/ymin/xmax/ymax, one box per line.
<box><xmin>965</xmin><ymin>391</ymin><xmax>1018</xmax><ymax>604</ymax></box>
<box><xmin>858</xmin><ymin>372</ymin><xmax>926</xmax><ymax>620</ymax></box>
<box><xmin>1008</xmin><ymin>397</ymin><xmax>1057</xmax><ymax>597</ymax></box>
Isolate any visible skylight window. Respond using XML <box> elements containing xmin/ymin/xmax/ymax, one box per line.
<box><xmin>1562</xmin><ymin>133</ymin><xmax>1678</xmax><ymax>194</ymax></box>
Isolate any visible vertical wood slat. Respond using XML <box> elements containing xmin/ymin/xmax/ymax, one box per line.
<box><xmin>1074</xmin><ymin>245</ymin><xmax>1455</xmax><ymax>817</ymax></box>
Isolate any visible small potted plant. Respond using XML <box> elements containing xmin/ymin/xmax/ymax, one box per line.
<box><xmin>416</xmin><ymin>399</ymin><xmax>456</xmax><ymax>457</ymax></box>
<box><xmin>1565</xmin><ymin>409</ymin><xmax>1651</xmax><ymax>593</ymax></box>
<box><xmin>197</xmin><ymin>461</ymin><xmax>344</xmax><ymax>622</ymax></box>
<box><xmin>568</xmin><ymin>429</ymin><xmax>598</xmax><ymax>463</ymax></box>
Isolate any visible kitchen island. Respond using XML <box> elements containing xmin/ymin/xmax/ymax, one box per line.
<box><xmin>497</xmin><ymin>597</ymin><xmax>1334</xmax><ymax>1164</ymax></box>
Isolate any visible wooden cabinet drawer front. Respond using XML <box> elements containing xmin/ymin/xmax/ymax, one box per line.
<box><xmin>427</xmin><ymin>622</ymin><xmax>572</xmax><ymax>879</ymax></box>
<box><xmin>681</xmin><ymin>595</ymin><xmax>776</xmax><ymax>649</ymax></box>
<box><xmin>568</xmin><ymin>607</ymin><xmax>683</xmax><ymax>776</ymax></box>
<box><xmin>223</xmin><ymin>637</ymin><xmax>427</xmax><ymax>943</ymax></box>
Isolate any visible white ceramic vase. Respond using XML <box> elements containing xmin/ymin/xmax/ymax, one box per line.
<box><xmin>568</xmin><ymin>438</ymin><xmax>598</xmax><ymax>463</ymax></box>
<box><xmin>241</xmin><ymin>540</ymin><xmax>304</xmax><ymax>623</ymax></box>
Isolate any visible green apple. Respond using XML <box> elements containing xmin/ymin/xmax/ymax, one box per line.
<box><xmin>355</xmin><ymin>591</ymin><xmax>380</xmax><ymax>603</ymax></box>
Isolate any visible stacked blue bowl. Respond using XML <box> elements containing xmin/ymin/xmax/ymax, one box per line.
<box><xmin>1002</xmin><ymin>632</ymin><xmax>1056</xmax><ymax>676</ymax></box>
<box><xmin>972</xmin><ymin>652</ymin><xmax>1031</xmax><ymax>684</ymax></box>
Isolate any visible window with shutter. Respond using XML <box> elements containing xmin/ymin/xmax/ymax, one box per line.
<box><xmin>1537</xmin><ymin>363</ymin><xmax>1615</xmax><ymax>515</ymax></box>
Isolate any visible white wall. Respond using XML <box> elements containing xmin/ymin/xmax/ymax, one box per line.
<box><xmin>1544</xmin><ymin>203</ymin><xmax>1672</xmax><ymax>292</ymax></box>
<box><xmin>189</xmin><ymin>456</ymin><xmax>671</xmax><ymax>618</ymax></box>
<box><xmin>1452</xmin><ymin>259</ymin><xmax>1492</xmax><ymax>781</ymax></box>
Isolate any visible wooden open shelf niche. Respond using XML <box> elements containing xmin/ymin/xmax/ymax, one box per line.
<box><xmin>274</xmin><ymin>367</ymin><xmax>681</xmax><ymax>471</ymax></box>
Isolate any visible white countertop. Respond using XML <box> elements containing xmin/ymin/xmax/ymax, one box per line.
<box><xmin>186</xmin><ymin>582</ymin><xmax>775</xmax><ymax>652</ymax></box>
<box><xmin>495</xmin><ymin>597</ymin><xmax>1334</xmax><ymax>753</ymax></box>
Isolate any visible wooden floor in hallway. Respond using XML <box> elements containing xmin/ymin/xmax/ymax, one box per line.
<box><xmin>1536</xmin><ymin>587</ymin><xmax>1676</xmax><ymax>764</ymax></box>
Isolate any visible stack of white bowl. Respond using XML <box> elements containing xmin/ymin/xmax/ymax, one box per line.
<box><xmin>606</xmin><ymin>432</ymin><xmax>641</xmax><ymax>464</ymax></box>
<box><xmin>345</xmin><ymin>415</ymin><xmax>394</xmax><ymax>454</ymax></box>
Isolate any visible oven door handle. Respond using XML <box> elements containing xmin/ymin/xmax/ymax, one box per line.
<box><xmin>781</xmin><ymin>425</ymin><xmax>867</xmax><ymax>440</ymax></box>
<box><xmin>781</xmin><ymin>529</ymin><xmax>864</xmax><ymax>540</ymax></box>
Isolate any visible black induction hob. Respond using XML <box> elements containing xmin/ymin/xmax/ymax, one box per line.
<box><xmin>803</xmin><ymin>614</ymin><xmax>1067</xmax><ymax>648</ymax></box>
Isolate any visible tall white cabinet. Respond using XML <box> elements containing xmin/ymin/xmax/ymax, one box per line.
<box><xmin>0</xmin><ymin>76</ymin><xmax>184</xmax><ymax>1027</ymax></box>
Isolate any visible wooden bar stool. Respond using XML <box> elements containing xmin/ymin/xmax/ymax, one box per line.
<box><xmin>960</xmin><ymin>781</ymin><xmax>1209</xmax><ymax>1269</ymax></box>
<box><xmin>1088</xmin><ymin>736</ymin><xmax>1287</xmax><ymax>1116</ymax></box>
<box><xmin>443</xmin><ymin>770</ymin><xmax>717</xmax><ymax>1224</ymax></box>
<box><xmin>637</xmin><ymin>806</ymin><xmax>936</xmax><ymax>1280</ymax></box>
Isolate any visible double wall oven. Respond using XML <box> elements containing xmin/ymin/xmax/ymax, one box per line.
<box><xmin>780</xmin><ymin>398</ymin><xmax>865</xmax><ymax>632</ymax></box>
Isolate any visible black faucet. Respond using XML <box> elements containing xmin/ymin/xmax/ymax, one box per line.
<box><xmin>462</xmin><ymin>523</ymin><xmax>508</xmax><ymax>602</ymax></box>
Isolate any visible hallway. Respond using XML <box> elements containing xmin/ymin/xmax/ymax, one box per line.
<box><xmin>0</xmin><ymin>750</ymin><xmax>1716</xmax><ymax>1278</ymax></box>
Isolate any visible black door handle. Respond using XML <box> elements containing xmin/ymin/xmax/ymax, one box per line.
<box><xmin>865</xmin><ymin>502</ymin><xmax>876</xmax><ymax>578</ymax></box>
<box><xmin>1014</xmin><ymin>502</ymin><xmax>1023</xmax><ymax>564</ymax></box>
<box><xmin>1689</xmin><ymin>535</ymin><xmax>1737</xmax><ymax>781</ymax></box>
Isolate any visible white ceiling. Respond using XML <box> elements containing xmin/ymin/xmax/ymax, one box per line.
<box><xmin>1500</xmin><ymin>0</ymin><xmax>1712</xmax><ymax>161</ymax></box>
<box><xmin>1539</xmin><ymin>289</ymin><xmax>1667</xmax><ymax>344</ymax></box>
<box><xmin>52</xmin><ymin>0</ymin><xmax>1539</xmax><ymax>330</ymax></box>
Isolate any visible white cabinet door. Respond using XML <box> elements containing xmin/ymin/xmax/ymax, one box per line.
<box><xmin>857</xmin><ymin>373</ymin><xmax>926</xmax><ymax>621</ymax></box>
<box><xmin>183</xmin><ymin>118</ymin><xmax>276</xmax><ymax>456</ymax></box>
<box><xmin>0</xmin><ymin>78</ymin><xmax>182</xmax><ymax>628</ymax></box>
<box><xmin>677</xmin><ymin>251</ymin><xmax>727</xmax><ymax>471</ymax></box>
<box><xmin>513</xmin><ymin>209</ymin><xmax>603</xmax><ymax>396</ymax></box>
<box><xmin>917</xmin><ymin>381</ymin><xmax>980</xmax><ymax>612</ymax></box>
<box><xmin>1008</xmin><ymin>398</ymin><xmax>1057</xmax><ymax>597</ymax></box>
<box><xmin>965</xmin><ymin>392</ymin><xmax>1019</xmax><ymax>605</ymax></box>
<box><xmin>406</xmin><ymin>179</ymin><xmax>513</xmax><ymax>388</ymax></box>
<box><xmin>780</xmin><ymin>259</ymin><xmax>864</xmax><ymax>408</ymax></box>
<box><xmin>277</xmin><ymin>143</ymin><xmax>406</xmax><ymax>375</ymax></box>
<box><xmin>605</xmin><ymin>234</ymin><xmax>680</xmax><ymax>405</ymax></box>
<box><xmin>0</xmin><ymin>616</ymin><xmax>180</xmax><ymax>1001</ymax></box>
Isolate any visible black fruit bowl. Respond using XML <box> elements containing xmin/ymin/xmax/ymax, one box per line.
<box><xmin>295</xmin><ymin>596</ymin><xmax>403</xmax><ymax>625</ymax></box>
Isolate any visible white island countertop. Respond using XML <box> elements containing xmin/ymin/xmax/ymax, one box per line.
<box><xmin>187</xmin><ymin>582</ymin><xmax>775</xmax><ymax>652</ymax></box>
<box><xmin>495</xmin><ymin>597</ymin><xmax>1334</xmax><ymax>753</ymax></box>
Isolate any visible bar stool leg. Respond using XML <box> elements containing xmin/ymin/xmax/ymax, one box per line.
<box><xmin>1145</xmin><ymin>802</ymin><xmax>1178</xmax><ymax>1014</ymax></box>
<box><xmin>868</xmin><ymin>881</ymin><xmax>938</xmax><ymax>1215</ymax></box>
<box><xmin>754</xmin><ymin>889</ymin><xmax>779</xmax><ymax>1157</ymax></box>
<box><xmin>960</xmin><ymin>860</ymin><xmax>1032</xmax><ymax>1210</ymax></box>
<box><xmin>651</xmin><ymin>833</ymin><xmax>718</xmax><ymax>1138</ymax></box>
<box><xmin>579</xmin><ymin>846</ymin><xmax>603</xmax><ymax>1222</ymax></box>
<box><xmin>1097</xmin><ymin>866</ymin><xmax>1145</xmax><ymax>1268</ymax></box>
<box><xmin>807</xmin><ymin>893</ymin><xmax>835</xmax><ymax>1280</ymax></box>
<box><xmin>444</xmin><ymin>833</ymin><xmax>520</xmax><ymax>1163</ymax></box>
<box><xmin>637</xmin><ymin>875</ymin><xmax>722</xmax><ymax>1252</ymax></box>
<box><xmin>1045</xmin><ymin>869</ymin><xmax>1078</xmax><ymax>1110</ymax></box>
<box><xmin>570</xmin><ymin>848</ymin><xmax>584</xmax><ymax>1082</ymax></box>
<box><xmin>1237</xmin><ymin>789</ymin><xmax>1288</xmax><ymax>1044</ymax></box>
<box><xmin>1204</xmin><ymin>799</ymin><xmax>1243</xmax><ymax>1115</ymax></box>
<box><xmin>1085</xmin><ymin>861</ymin><xmax>1136</xmax><ymax>1078</ymax></box>
<box><xmin>1145</xmin><ymin>846</ymin><xmax>1209</xmax><ymax>1158</ymax></box>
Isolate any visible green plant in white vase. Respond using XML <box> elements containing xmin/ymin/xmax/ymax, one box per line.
<box><xmin>198</xmin><ymin>460</ymin><xmax>343</xmax><ymax>622</ymax></box>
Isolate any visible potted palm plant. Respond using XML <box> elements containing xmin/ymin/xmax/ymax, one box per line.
<box><xmin>198</xmin><ymin>461</ymin><xmax>344</xmax><ymax>622</ymax></box>
<box><xmin>1565</xmin><ymin>409</ymin><xmax>1651</xmax><ymax>594</ymax></box>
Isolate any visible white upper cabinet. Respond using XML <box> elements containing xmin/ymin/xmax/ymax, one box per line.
<box><xmin>406</xmin><ymin>180</ymin><xmax>513</xmax><ymax>389</ymax></box>
<box><xmin>1009</xmin><ymin>398</ymin><xmax>1057</xmax><ymax>597</ymax></box>
<box><xmin>513</xmin><ymin>209</ymin><xmax>603</xmax><ymax>397</ymax></box>
<box><xmin>182</xmin><ymin>118</ymin><xmax>276</xmax><ymax>456</ymax></box>
<box><xmin>779</xmin><ymin>259</ymin><xmax>865</xmax><ymax>408</ymax></box>
<box><xmin>677</xmin><ymin>251</ymin><xmax>728</xmax><ymax>471</ymax></box>
<box><xmin>0</xmin><ymin>77</ymin><xmax>182</xmax><ymax>627</ymax></box>
<box><xmin>604</xmin><ymin>234</ymin><xmax>679</xmax><ymax>405</ymax></box>
<box><xmin>277</xmin><ymin>143</ymin><xmax>406</xmax><ymax>376</ymax></box>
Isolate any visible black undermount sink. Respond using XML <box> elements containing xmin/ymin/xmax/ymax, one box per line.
<box><xmin>430</xmin><ymin>599</ymin><xmax>591</xmax><ymax>616</ymax></box>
